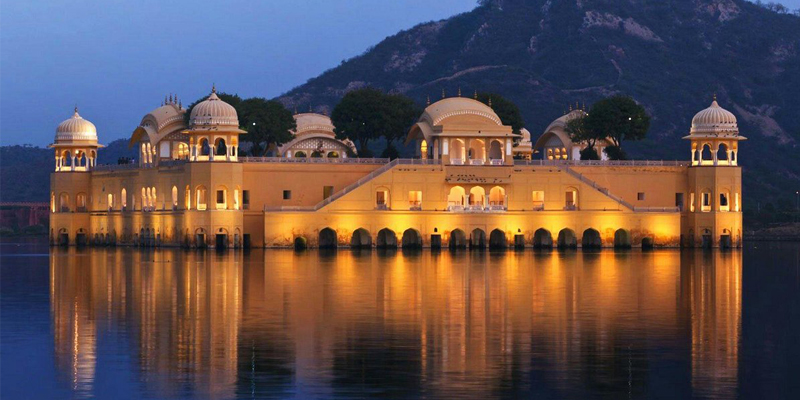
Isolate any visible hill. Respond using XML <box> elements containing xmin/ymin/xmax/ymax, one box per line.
<box><xmin>0</xmin><ymin>139</ymin><xmax>137</xmax><ymax>202</ymax></box>
<box><xmin>278</xmin><ymin>0</ymin><xmax>800</xmax><ymax>208</ymax></box>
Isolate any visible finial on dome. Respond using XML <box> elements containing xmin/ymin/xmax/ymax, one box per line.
<box><xmin>441</xmin><ymin>88</ymin><xmax>446</xmax><ymax>99</ymax></box>
<box><xmin>488</xmin><ymin>96</ymin><xmax>492</xmax><ymax>107</ymax></box>
<box><xmin>212</xmin><ymin>83</ymin><xmax>216</xmax><ymax>94</ymax></box>
<box><xmin>713</xmin><ymin>93</ymin><xmax>717</xmax><ymax>102</ymax></box>
<box><xmin>74</xmin><ymin>105</ymin><xmax>79</xmax><ymax>114</ymax></box>
<box><xmin>169</xmin><ymin>94</ymin><xmax>173</xmax><ymax>104</ymax></box>
<box><xmin>474</xmin><ymin>90</ymin><xmax>478</xmax><ymax>100</ymax></box>
<box><xmin>457</xmin><ymin>87</ymin><xmax>462</xmax><ymax>97</ymax></box>
<box><xmin>426</xmin><ymin>95</ymin><xmax>430</xmax><ymax>106</ymax></box>
<box><xmin>569</xmin><ymin>103</ymin><xmax>573</xmax><ymax>112</ymax></box>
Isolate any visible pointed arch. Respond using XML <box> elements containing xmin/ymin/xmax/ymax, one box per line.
<box><xmin>449</xmin><ymin>229</ymin><xmax>467</xmax><ymax>249</ymax></box>
<box><xmin>401</xmin><ymin>228</ymin><xmax>423</xmax><ymax>248</ymax></box>
<box><xmin>470</xmin><ymin>228</ymin><xmax>486</xmax><ymax>248</ymax></box>
<box><xmin>318</xmin><ymin>227</ymin><xmax>337</xmax><ymax>248</ymax></box>
<box><xmin>557</xmin><ymin>228</ymin><xmax>577</xmax><ymax>249</ymax></box>
<box><xmin>350</xmin><ymin>228</ymin><xmax>372</xmax><ymax>248</ymax></box>
<box><xmin>377</xmin><ymin>228</ymin><xmax>397</xmax><ymax>248</ymax></box>
<box><xmin>533</xmin><ymin>228</ymin><xmax>553</xmax><ymax>249</ymax></box>
<box><xmin>614</xmin><ymin>229</ymin><xmax>631</xmax><ymax>248</ymax></box>
<box><xmin>581</xmin><ymin>228</ymin><xmax>602</xmax><ymax>249</ymax></box>
<box><xmin>489</xmin><ymin>229</ymin><xmax>507</xmax><ymax>249</ymax></box>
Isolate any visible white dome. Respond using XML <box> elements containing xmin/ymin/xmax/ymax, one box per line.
<box><xmin>293</xmin><ymin>113</ymin><xmax>335</xmax><ymax>137</ymax></box>
<box><xmin>690</xmin><ymin>99</ymin><xmax>738</xmax><ymax>136</ymax></box>
<box><xmin>55</xmin><ymin>107</ymin><xmax>97</xmax><ymax>143</ymax></box>
<box><xmin>189</xmin><ymin>88</ymin><xmax>239</xmax><ymax>129</ymax></box>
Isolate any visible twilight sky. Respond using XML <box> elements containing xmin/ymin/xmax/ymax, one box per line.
<box><xmin>1</xmin><ymin>0</ymin><xmax>798</xmax><ymax>146</ymax></box>
<box><xmin>0</xmin><ymin>0</ymin><xmax>476</xmax><ymax>146</ymax></box>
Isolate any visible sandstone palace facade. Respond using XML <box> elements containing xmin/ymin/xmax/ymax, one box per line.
<box><xmin>49</xmin><ymin>89</ymin><xmax>744</xmax><ymax>249</ymax></box>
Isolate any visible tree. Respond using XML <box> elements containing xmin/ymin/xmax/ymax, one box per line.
<box><xmin>237</xmin><ymin>98</ymin><xmax>296</xmax><ymax>156</ymax></box>
<box><xmin>477</xmin><ymin>92</ymin><xmax>524</xmax><ymax>134</ymax></box>
<box><xmin>584</xmin><ymin>95</ymin><xmax>650</xmax><ymax>151</ymax></box>
<box><xmin>184</xmin><ymin>92</ymin><xmax>243</xmax><ymax>125</ymax></box>
<box><xmin>331</xmin><ymin>87</ymin><xmax>419</xmax><ymax>157</ymax></box>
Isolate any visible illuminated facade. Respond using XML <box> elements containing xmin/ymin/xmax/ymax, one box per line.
<box><xmin>50</xmin><ymin>90</ymin><xmax>743</xmax><ymax>248</ymax></box>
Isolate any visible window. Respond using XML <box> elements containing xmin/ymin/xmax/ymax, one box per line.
<box><xmin>121</xmin><ymin>188</ymin><xmax>127</xmax><ymax>210</ymax></box>
<box><xmin>690</xmin><ymin>192</ymin><xmax>695</xmax><ymax>212</ymax></box>
<box><xmin>409</xmin><ymin>191</ymin><xmax>422</xmax><ymax>210</ymax></box>
<box><xmin>565</xmin><ymin>189</ymin><xmax>578</xmax><ymax>210</ymax></box>
<box><xmin>76</xmin><ymin>193</ymin><xmax>87</xmax><ymax>212</ymax></box>
<box><xmin>323</xmin><ymin>186</ymin><xmax>333</xmax><ymax>199</ymax></box>
<box><xmin>243</xmin><ymin>190</ymin><xmax>250</xmax><ymax>209</ymax></box>
<box><xmin>376</xmin><ymin>189</ymin><xmax>389</xmax><ymax>209</ymax></box>
<box><xmin>719</xmin><ymin>192</ymin><xmax>729</xmax><ymax>212</ymax></box>
<box><xmin>107</xmin><ymin>194</ymin><xmax>114</xmax><ymax>211</ymax></box>
<box><xmin>675</xmin><ymin>193</ymin><xmax>684</xmax><ymax>211</ymax></box>
<box><xmin>637</xmin><ymin>192</ymin><xmax>645</xmax><ymax>201</ymax></box>
<box><xmin>701</xmin><ymin>192</ymin><xmax>711</xmax><ymax>212</ymax></box>
<box><xmin>283</xmin><ymin>190</ymin><xmax>291</xmax><ymax>200</ymax></box>
<box><xmin>172</xmin><ymin>186</ymin><xmax>178</xmax><ymax>210</ymax></box>
<box><xmin>735</xmin><ymin>193</ymin><xmax>740</xmax><ymax>212</ymax></box>
<box><xmin>216</xmin><ymin>189</ymin><xmax>227</xmax><ymax>210</ymax></box>
<box><xmin>532</xmin><ymin>191</ymin><xmax>545</xmax><ymax>210</ymax></box>
<box><xmin>196</xmin><ymin>186</ymin><xmax>207</xmax><ymax>210</ymax></box>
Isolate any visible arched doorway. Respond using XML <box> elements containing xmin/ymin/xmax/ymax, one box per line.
<box><xmin>401</xmin><ymin>229</ymin><xmax>422</xmax><ymax>249</ymax></box>
<box><xmin>533</xmin><ymin>228</ymin><xmax>552</xmax><ymax>249</ymax></box>
<box><xmin>469</xmin><ymin>187</ymin><xmax>485</xmax><ymax>209</ymax></box>
<box><xmin>377</xmin><ymin>228</ymin><xmax>397</xmax><ymax>248</ymax></box>
<box><xmin>614</xmin><ymin>229</ymin><xmax>631</xmax><ymax>248</ymax></box>
<box><xmin>447</xmin><ymin>186</ymin><xmax>466</xmax><ymax>210</ymax></box>
<box><xmin>319</xmin><ymin>227</ymin><xmax>337</xmax><ymax>248</ymax></box>
<box><xmin>557</xmin><ymin>228</ymin><xmax>577</xmax><ymax>249</ymax></box>
<box><xmin>449</xmin><ymin>229</ymin><xmax>467</xmax><ymax>249</ymax></box>
<box><xmin>488</xmin><ymin>140</ymin><xmax>503</xmax><ymax>162</ymax></box>
<box><xmin>451</xmin><ymin>139</ymin><xmax>465</xmax><ymax>164</ymax></box>
<box><xmin>470</xmin><ymin>228</ymin><xmax>486</xmax><ymax>248</ymax></box>
<box><xmin>489</xmin><ymin>229</ymin><xmax>507</xmax><ymax>249</ymax></box>
<box><xmin>350</xmin><ymin>228</ymin><xmax>372</xmax><ymax>248</ymax></box>
<box><xmin>489</xmin><ymin>186</ymin><xmax>505</xmax><ymax>210</ymax></box>
<box><xmin>582</xmin><ymin>228</ymin><xmax>602</xmax><ymax>249</ymax></box>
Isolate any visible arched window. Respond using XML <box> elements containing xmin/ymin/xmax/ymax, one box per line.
<box><xmin>376</xmin><ymin>187</ymin><xmax>390</xmax><ymax>210</ymax></box>
<box><xmin>215</xmin><ymin>138</ymin><xmax>227</xmax><ymax>156</ymax></box>
<box><xmin>700</xmin><ymin>144</ymin><xmax>713</xmax><ymax>164</ymax></box>
<box><xmin>107</xmin><ymin>193</ymin><xmax>114</xmax><ymax>211</ymax></box>
<box><xmin>76</xmin><ymin>193</ymin><xmax>87</xmax><ymax>212</ymax></box>
<box><xmin>199</xmin><ymin>138</ymin><xmax>211</xmax><ymax>156</ymax></box>
<box><xmin>121</xmin><ymin>188</ymin><xmax>127</xmax><ymax>210</ymax></box>
<box><xmin>719</xmin><ymin>190</ymin><xmax>730</xmax><ymax>212</ymax></box>
<box><xmin>469</xmin><ymin>139</ymin><xmax>485</xmax><ymax>163</ymax></box>
<box><xmin>469</xmin><ymin>186</ymin><xmax>486</xmax><ymax>208</ymax></box>
<box><xmin>701</xmin><ymin>190</ymin><xmax>712</xmax><ymax>212</ymax></box>
<box><xmin>488</xmin><ymin>140</ymin><xmax>503</xmax><ymax>161</ymax></box>
<box><xmin>489</xmin><ymin>186</ymin><xmax>505</xmax><ymax>209</ymax></box>
<box><xmin>50</xmin><ymin>192</ymin><xmax>55</xmax><ymax>212</ymax></box>
<box><xmin>234</xmin><ymin>187</ymin><xmax>240</xmax><ymax>210</ymax></box>
<box><xmin>174</xmin><ymin>142</ymin><xmax>190</xmax><ymax>159</ymax></box>
<box><xmin>532</xmin><ymin>190</ymin><xmax>545</xmax><ymax>210</ymax></box>
<box><xmin>151</xmin><ymin>187</ymin><xmax>157</xmax><ymax>209</ymax></box>
<box><xmin>196</xmin><ymin>186</ymin><xmax>207</xmax><ymax>210</ymax></box>
<box><xmin>142</xmin><ymin>187</ymin><xmax>147</xmax><ymax>210</ymax></box>
<box><xmin>448</xmin><ymin>186</ymin><xmax>466</xmax><ymax>210</ymax></box>
<box><xmin>564</xmin><ymin>187</ymin><xmax>578</xmax><ymax>210</ymax></box>
<box><xmin>718</xmin><ymin>143</ymin><xmax>729</xmax><ymax>162</ymax></box>
<box><xmin>59</xmin><ymin>192</ymin><xmax>69</xmax><ymax>212</ymax></box>
<box><xmin>294</xmin><ymin>151</ymin><xmax>307</xmax><ymax>158</ymax></box>
<box><xmin>451</xmin><ymin>139</ymin><xmax>465</xmax><ymax>164</ymax></box>
<box><xmin>172</xmin><ymin>186</ymin><xmax>178</xmax><ymax>210</ymax></box>
<box><xmin>185</xmin><ymin>186</ymin><xmax>191</xmax><ymax>210</ymax></box>
<box><xmin>311</xmin><ymin>151</ymin><xmax>323</xmax><ymax>158</ymax></box>
<box><xmin>420</xmin><ymin>140</ymin><xmax>428</xmax><ymax>159</ymax></box>
<box><xmin>327</xmin><ymin>151</ymin><xmax>339</xmax><ymax>158</ymax></box>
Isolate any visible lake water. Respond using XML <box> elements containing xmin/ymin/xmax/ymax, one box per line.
<box><xmin>1</xmin><ymin>239</ymin><xmax>798</xmax><ymax>399</ymax></box>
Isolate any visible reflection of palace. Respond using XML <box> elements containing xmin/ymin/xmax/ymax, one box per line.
<box><xmin>51</xmin><ymin>248</ymin><xmax>741</xmax><ymax>397</ymax></box>
<box><xmin>50</xmin><ymin>90</ymin><xmax>742</xmax><ymax>248</ymax></box>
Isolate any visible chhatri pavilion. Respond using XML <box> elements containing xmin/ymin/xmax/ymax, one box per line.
<box><xmin>49</xmin><ymin>89</ymin><xmax>743</xmax><ymax>248</ymax></box>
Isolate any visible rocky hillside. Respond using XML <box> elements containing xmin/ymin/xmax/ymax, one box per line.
<box><xmin>279</xmin><ymin>0</ymin><xmax>800</xmax><ymax>207</ymax></box>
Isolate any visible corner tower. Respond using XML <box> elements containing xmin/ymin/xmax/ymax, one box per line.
<box><xmin>49</xmin><ymin>107</ymin><xmax>103</xmax><ymax>245</ymax></box>
<box><xmin>683</xmin><ymin>97</ymin><xmax>745</xmax><ymax>248</ymax></box>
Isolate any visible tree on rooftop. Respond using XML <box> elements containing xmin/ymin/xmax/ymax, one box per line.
<box><xmin>477</xmin><ymin>92</ymin><xmax>524</xmax><ymax>134</ymax></box>
<box><xmin>237</xmin><ymin>98</ymin><xmax>296</xmax><ymax>156</ymax></box>
<box><xmin>331</xmin><ymin>87</ymin><xmax>419</xmax><ymax>157</ymax></box>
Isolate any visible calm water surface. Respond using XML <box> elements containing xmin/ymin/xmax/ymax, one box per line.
<box><xmin>1</xmin><ymin>239</ymin><xmax>799</xmax><ymax>399</ymax></box>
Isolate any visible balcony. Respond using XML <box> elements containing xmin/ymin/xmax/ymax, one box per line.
<box><xmin>563</xmin><ymin>204</ymin><xmax>578</xmax><ymax>211</ymax></box>
<box><xmin>447</xmin><ymin>204</ymin><xmax>464</xmax><ymax>212</ymax></box>
<box><xmin>450</xmin><ymin>158</ymin><xmax>464</xmax><ymax>165</ymax></box>
<box><xmin>487</xmin><ymin>204</ymin><xmax>507</xmax><ymax>211</ymax></box>
<box><xmin>532</xmin><ymin>204</ymin><xmax>545</xmax><ymax>211</ymax></box>
<box><xmin>375</xmin><ymin>203</ymin><xmax>389</xmax><ymax>211</ymax></box>
<box><xmin>469</xmin><ymin>159</ymin><xmax>485</xmax><ymax>165</ymax></box>
<box><xmin>409</xmin><ymin>201</ymin><xmax>422</xmax><ymax>211</ymax></box>
<box><xmin>490</xmin><ymin>159</ymin><xmax>504</xmax><ymax>165</ymax></box>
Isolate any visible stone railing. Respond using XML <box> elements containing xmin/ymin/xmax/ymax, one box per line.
<box><xmin>513</xmin><ymin>160</ymin><xmax>690</xmax><ymax>167</ymax></box>
<box><xmin>242</xmin><ymin>157</ymin><xmax>390</xmax><ymax>164</ymax></box>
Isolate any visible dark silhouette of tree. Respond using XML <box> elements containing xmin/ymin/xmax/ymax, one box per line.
<box><xmin>332</xmin><ymin>88</ymin><xmax>419</xmax><ymax>157</ymax></box>
<box><xmin>477</xmin><ymin>92</ymin><xmax>524</xmax><ymax>134</ymax></box>
<box><xmin>237</xmin><ymin>98</ymin><xmax>296</xmax><ymax>156</ymax></box>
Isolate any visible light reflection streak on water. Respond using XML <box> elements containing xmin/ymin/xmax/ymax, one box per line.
<box><xmin>49</xmin><ymin>248</ymin><xmax>742</xmax><ymax>399</ymax></box>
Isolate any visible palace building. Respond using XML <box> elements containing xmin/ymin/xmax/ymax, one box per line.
<box><xmin>49</xmin><ymin>89</ymin><xmax>744</xmax><ymax>249</ymax></box>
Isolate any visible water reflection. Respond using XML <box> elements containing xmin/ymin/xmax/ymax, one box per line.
<box><xmin>50</xmin><ymin>248</ymin><xmax>742</xmax><ymax>399</ymax></box>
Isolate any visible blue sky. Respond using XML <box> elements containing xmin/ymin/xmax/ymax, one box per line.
<box><xmin>1</xmin><ymin>0</ymin><xmax>798</xmax><ymax>146</ymax></box>
<box><xmin>0</xmin><ymin>0</ymin><xmax>476</xmax><ymax>146</ymax></box>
